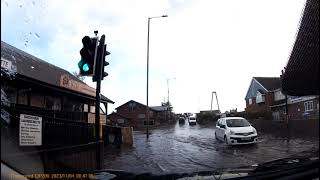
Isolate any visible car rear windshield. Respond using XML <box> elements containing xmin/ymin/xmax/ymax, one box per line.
<box><xmin>226</xmin><ymin>119</ymin><xmax>250</xmax><ymax>127</ymax></box>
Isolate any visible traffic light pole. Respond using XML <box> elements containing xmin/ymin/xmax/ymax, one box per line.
<box><xmin>94</xmin><ymin>34</ymin><xmax>105</xmax><ymax>169</ymax></box>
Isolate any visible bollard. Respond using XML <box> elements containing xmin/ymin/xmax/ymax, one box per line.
<box><xmin>121</xmin><ymin>127</ymin><xmax>133</xmax><ymax>146</ymax></box>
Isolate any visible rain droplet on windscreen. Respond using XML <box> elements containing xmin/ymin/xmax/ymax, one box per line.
<box><xmin>32</xmin><ymin>1</ymin><xmax>35</xmax><ymax>6</ymax></box>
<box><xmin>34</xmin><ymin>33</ymin><xmax>40</xmax><ymax>39</ymax></box>
<box><xmin>5</xmin><ymin>1</ymin><xmax>8</xmax><ymax>7</ymax></box>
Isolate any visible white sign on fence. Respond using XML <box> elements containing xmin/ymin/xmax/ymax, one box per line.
<box><xmin>19</xmin><ymin>114</ymin><xmax>42</xmax><ymax>146</ymax></box>
<box><xmin>1</xmin><ymin>59</ymin><xmax>12</xmax><ymax>70</ymax></box>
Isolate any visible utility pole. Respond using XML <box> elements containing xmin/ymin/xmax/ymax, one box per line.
<box><xmin>211</xmin><ymin>91</ymin><xmax>220</xmax><ymax>113</ymax></box>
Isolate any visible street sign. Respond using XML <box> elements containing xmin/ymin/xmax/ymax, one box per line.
<box><xmin>19</xmin><ymin>114</ymin><xmax>42</xmax><ymax>146</ymax></box>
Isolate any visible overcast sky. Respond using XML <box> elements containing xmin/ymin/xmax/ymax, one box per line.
<box><xmin>2</xmin><ymin>0</ymin><xmax>306</xmax><ymax>114</ymax></box>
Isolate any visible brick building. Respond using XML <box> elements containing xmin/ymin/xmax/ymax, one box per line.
<box><xmin>245</xmin><ymin>77</ymin><xmax>319</xmax><ymax>120</ymax></box>
<box><xmin>108</xmin><ymin>100</ymin><xmax>169</xmax><ymax>129</ymax></box>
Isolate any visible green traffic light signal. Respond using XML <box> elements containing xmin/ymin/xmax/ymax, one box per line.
<box><xmin>83</xmin><ymin>63</ymin><xmax>89</xmax><ymax>72</ymax></box>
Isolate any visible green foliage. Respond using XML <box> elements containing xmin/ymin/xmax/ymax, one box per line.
<box><xmin>196</xmin><ymin>112</ymin><xmax>220</xmax><ymax>124</ymax></box>
<box><xmin>241</xmin><ymin>111</ymin><xmax>273</xmax><ymax>120</ymax></box>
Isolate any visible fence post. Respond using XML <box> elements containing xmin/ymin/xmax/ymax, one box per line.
<box><xmin>99</xmin><ymin>140</ymin><xmax>104</xmax><ymax>169</ymax></box>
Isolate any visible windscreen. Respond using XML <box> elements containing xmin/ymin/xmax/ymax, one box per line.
<box><xmin>226</xmin><ymin>119</ymin><xmax>250</xmax><ymax>127</ymax></box>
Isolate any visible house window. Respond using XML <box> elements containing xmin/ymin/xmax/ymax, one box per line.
<box><xmin>283</xmin><ymin>107</ymin><xmax>287</xmax><ymax>114</ymax></box>
<box><xmin>128</xmin><ymin>102</ymin><xmax>136</xmax><ymax>112</ymax></box>
<box><xmin>256</xmin><ymin>93</ymin><xmax>265</xmax><ymax>103</ymax></box>
<box><xmin>249</xmin><ymin>98</ymin><xmax>252</xmax><ymax>105</ymax></box>
<box><xmin>272</xmin><ymin>111</ymin><xmax>280</xmax><ymax>120</ymax></box>
<box><xmin>274</xmin><ymin>90</ymin><xmax>285</xmax><ymax>101</ymax></box>
<box><xmin>304</xmin><ymin>101</ymin><xmax>313</xmax><ymax>112</ymax></box>
<box><xmin>84</xmin><ymin>104</ymin><xmax>89</xmax><ymax>112</ymax></box>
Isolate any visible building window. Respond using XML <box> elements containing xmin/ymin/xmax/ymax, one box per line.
<box><xmin>249</xmin><ymin>98</ymin><xmax>252</xmax><ymax>105</ymax></box>
<box><xmin>128</xmin><ymin>102</ymin><xmax>136</xmax><ymax>112</ymax></box>
<box><xmin>30</xmin><ymin>94</ymin><xmax>45</xmax><ymax>108</ymax></box>
<box><xmin>283</xmin><ymin>107</ymin><xmax>287</xmax><ymax>114</ymax></box>
<box><xmin>45</xmin><ymin>96</ymin><xmax>61</xmax><ymax>110</ymax></box>
<box><xmin>84</xmin><ymin>104</ymin><xmax>89</xmax><ymax>112</ymax></box>
<box><xmin>272</xmin><ymin>111</ymin><xmax>280</xmax><ymax>120</ymax></box>
<box><xmin>3</xmin><ymin>86</ymin><xmax>17</xmax><ymax>105</ymax></box>
<box><xmin>90</xmin><ymin>106</ymin><xmax>95</xmax><ymax>113</ymax></box>
<box><xmin>17</xmin><ymin>91</ymin><xmax>28</xmax><ymax>105</ymax></box>
<box><xmin>304</xmin><ymin>101</ymin><xmax>313</xmax><ymax>112</ymax></box>
<box><xmin>256</xmin><ymin>93</ymin><xmax>265</xmax><ymax>103</ymax></box>
<box><xmin>274</xmin><ymin>90</ymin><xmax>285</xmax><ymax>101</ymax></box>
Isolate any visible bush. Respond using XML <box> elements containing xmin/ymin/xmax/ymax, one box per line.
<box><xmin>242</xmin><ymin>111</ymin><xmax>273</xmax><ymax>120</ymax></box>
<box><xmin>196</xmin><ymin>112</ymin><xmax>219</xmax><ymax>124</ymax></box>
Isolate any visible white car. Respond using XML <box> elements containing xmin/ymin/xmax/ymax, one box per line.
<box><xmin>188</xmin><ymin>116</ymin><xmax>197</xmax><ymax>125</ymax></box>
<box><xmin>215</xmin><ymin>117</ymin><xmax>258</xmax><ymax>145</ymax></box>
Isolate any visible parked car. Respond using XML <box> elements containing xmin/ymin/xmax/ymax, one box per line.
<box><xmin>215</xmin><ymin>117</ymin><xmax>258</xmax><ymax>145</ymax></box>
<box><xmin>188</xmin><ymin>116</ymin><xmax>197</xmax><ymax>125</ymax></box>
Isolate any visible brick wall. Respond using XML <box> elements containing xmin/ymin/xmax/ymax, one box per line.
<box><xmin>288</xmin><ymin>98</ymin><xmax>319</xmax><ymax>120</ymax></box>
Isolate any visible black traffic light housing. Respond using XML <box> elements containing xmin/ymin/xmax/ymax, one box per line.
<box><xmin>93</xmin><ymin>35</ymin><xmax>110</xmax><ymax>82</ymax></box>
<box><xmin>78</xmin><ymin>36</ymin><xmax>98</xmax><ymax>76</ymax></box>
<box><xmin>101</xmin><ymin>44</ymin><xmax>110</xmax><ymax>80</ymax></box>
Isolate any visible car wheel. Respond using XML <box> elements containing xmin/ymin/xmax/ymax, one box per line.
<box><xmin>224</xmin><ymin>136</ymin><xmax>228</xmax><ymax>145</ymax></box>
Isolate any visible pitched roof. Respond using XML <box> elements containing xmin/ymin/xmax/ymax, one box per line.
<box><xmin>115</xmin><ymin>100</ymin><xmax>164</xmax><ymax>112</ymax></box>
<box><xmin>1</xmin><ymin>41</ymin><xmax>114</xmax><ymax>104</ymax></box>
<box><xmin>108</xmin><ymin>112</ymin><xmax>131</xmax><ymax>119</ymax></box>
<box><xmin>253</xmin><ymin>77</ymin><xmax>281</xmax><ymax>91</ymax></box>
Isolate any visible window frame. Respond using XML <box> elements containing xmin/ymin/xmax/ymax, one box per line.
<box><xmin>304</xmin><ymin>101</ymin><xmax>314</xmax><ymax>112</ymax></box>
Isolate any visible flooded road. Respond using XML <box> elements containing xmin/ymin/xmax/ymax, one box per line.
<box><xmin>104</xmin><ymin>121</ymin><xmax>319</xmax><ymax>175</ymax></box>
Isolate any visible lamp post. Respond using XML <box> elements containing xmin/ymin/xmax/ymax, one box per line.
<box><xmin>146</xmin><ymin>15</ymin><xmax>168</xmax><ymax>139</ymax></box>
<box><xmin>167</xmin><ymin>77</ymin><xmax>176</xmax><ymax>121</ymax></box>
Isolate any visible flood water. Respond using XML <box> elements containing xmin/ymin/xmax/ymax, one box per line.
<box><xmin>104</xmin><ymin>121</ymin><xmax>319</xmax><ymax>175</ymax></box>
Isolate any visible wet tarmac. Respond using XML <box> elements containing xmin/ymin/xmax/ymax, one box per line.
<box><xmin>103</xmin><ymin>121</ymin><xmax>319</xmax><ymax>175</ymax></box>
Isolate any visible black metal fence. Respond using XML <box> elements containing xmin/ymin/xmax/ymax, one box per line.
<box><xmin>1</xmin><ymin>106</ymin><xmax>102</xmax><ymax>174</ymax></box>
<box><xmin>2</xmin><ymin>107</ymin><xmax>95</xmax><ymax>148</ymax></box>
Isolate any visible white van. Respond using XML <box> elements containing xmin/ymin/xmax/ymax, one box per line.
<box><xmin>188</xmin><ymin>115</ymin><xmax>197</xmax><ymax>125</ymax></box>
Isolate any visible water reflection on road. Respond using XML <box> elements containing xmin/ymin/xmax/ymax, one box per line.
<box><xmin>104</xmin><ymin>121</ymin><xmax>319</xmax><ymax>175</ymax></box>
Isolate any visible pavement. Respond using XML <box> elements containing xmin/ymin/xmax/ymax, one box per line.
<box><xmin>103</xmin><ymin>121</ymin><xmax>319</xmax><ymax>175</ymax></box>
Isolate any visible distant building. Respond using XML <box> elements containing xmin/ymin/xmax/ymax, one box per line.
<box><xmin>199</xmin><ymin>110</ymin><xmax>221</xmax><ymax>115</ymax></box>
<box><xmin>245</xmin><ymin>77</ymin><xmax>319</xmax><ymax>120</ymax></box>
<box><xmin>108</xmin><ymin>100</ymin><xmax>170</xmax><ymax>129</ymax></box>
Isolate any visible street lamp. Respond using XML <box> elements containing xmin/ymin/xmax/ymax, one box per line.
<box><xmin>146</xmin><ymin>14</ymin><xmax>168</xmax><ymax>139</ymax></box>
<box><xmin>167</xmin><ymin>77</ymin><xmax>176</xmax><ymax>122</ymax></box>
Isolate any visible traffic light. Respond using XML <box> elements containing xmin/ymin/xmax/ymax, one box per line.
<box><xmin>93</xmin><ymin>35</ymin><xmax>110</xmax><ymax>82</ymax></box>
<box><xmin>78</xmin><ymin>36</ymin><xmax>98</xmax><ymax>76</ymax></box>
<box><xmin>101</xmin><ymin>44</ymin><xmax>110</xmax><ymax>80</ymax></box>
